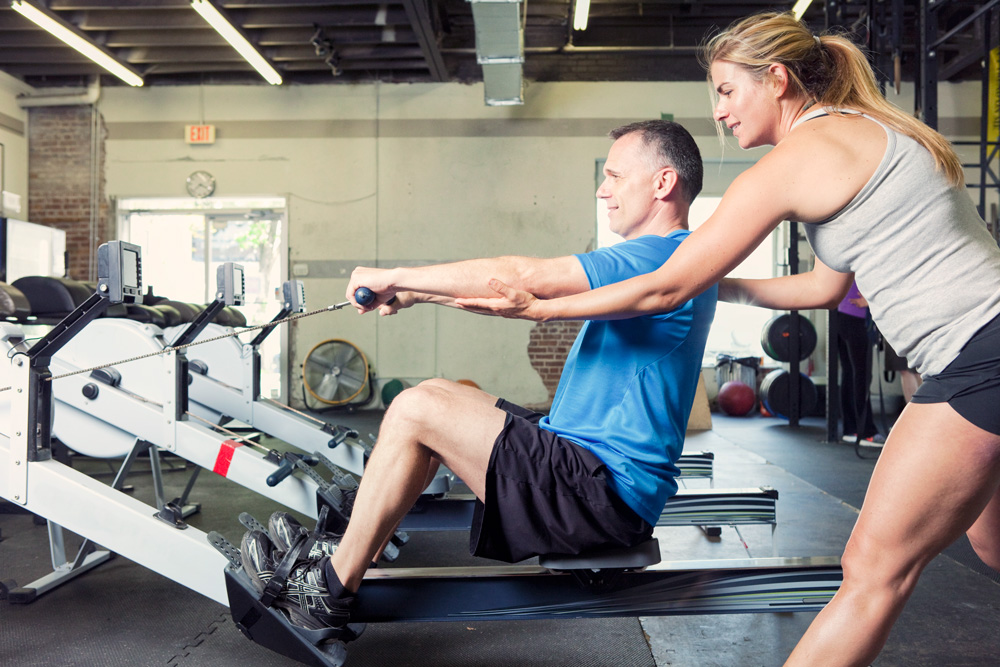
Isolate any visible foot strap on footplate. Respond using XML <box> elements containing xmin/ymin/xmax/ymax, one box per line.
<box><xmin>208</xmin><ymin>528</ymin><xmax>362</xmax><ymax>667</ymax></box>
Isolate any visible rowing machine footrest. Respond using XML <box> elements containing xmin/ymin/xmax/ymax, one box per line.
<box><xmin>224</xmin><ymin>566</ymin><xmax>353</xmax><ymax>667</ymax></box>
<box><xmin>538</xmin><ymin>538</ymin><xmax>661</xmax><ymax>571</ymax></box>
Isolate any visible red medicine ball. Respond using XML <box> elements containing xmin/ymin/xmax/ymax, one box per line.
<box><xmin>717</xmin><ymin>380</ymin><xmax>755</xmax><ymax>417</ymax></box>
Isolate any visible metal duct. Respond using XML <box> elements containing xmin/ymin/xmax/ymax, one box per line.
<box><xmin>467</xmin><ymin>0</ymin><xmax>524</xmax><ymax>106</ymax></box>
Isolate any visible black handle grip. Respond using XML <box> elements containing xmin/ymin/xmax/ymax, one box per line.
<box><xmin>266</xmin><ymin>453</ymin><xmax>320</xmax><ymax>487</ymax></box>
<box><xmin>354</xmin><ymin>287</ymin><xmax>397</xmax><ymax>308</ymax></box>
<box><xmin>354</xmin><ymin>287</ymin><xmax>376</xmax><ymax>306</ymax></box>
<box><xmin>267</xmin><ymin>460</ymin><xmax>294</xmax><ymax>487</ymax></box>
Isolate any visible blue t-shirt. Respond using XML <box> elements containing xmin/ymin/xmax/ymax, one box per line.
<box><xmin>539</xmin><ymin>230</ymin><xmax>717</xmax><ymax>526</ymax></box>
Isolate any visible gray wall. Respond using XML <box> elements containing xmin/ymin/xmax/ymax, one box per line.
<box><xmin>99</xmin><ymin>81</ymin><xmax>727</xmax><ymax>405</ymax></box>
<box><xmin>89</xmin><ymin>79</ymin><xmax>990</xmax><ymax>406</ymax></box>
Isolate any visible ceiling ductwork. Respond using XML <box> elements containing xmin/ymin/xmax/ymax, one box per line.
<box><xmin>467</xmin><ymin>0</ymin><xmax>523</xmax><ymax>106</ymax></box>
<box><xmin>1</xmin><ymin>3</ymin><xmax>972</xmax><ymax>90</ymax></box>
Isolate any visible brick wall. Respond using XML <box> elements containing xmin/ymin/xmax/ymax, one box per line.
<box><xmin>28</xmin><ymin>106</ymin><xmax>110</xmax><ymax>281</ymax></box>
<box><xmin>527</xmin><ymin>320</ymin><xmax>583</xmax><ymax>407</ymax></box>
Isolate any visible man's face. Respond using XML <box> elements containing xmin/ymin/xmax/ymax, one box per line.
<box><xmin>597</xmin><ymin>133</ymin><xmax>660</xmax><ymax>241</ymax></box>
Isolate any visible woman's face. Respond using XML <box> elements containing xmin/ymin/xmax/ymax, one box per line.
<box><xmin>711</xmin><ymin>60</ymin><xmax>780</xmax><ymax>149</ymax></box>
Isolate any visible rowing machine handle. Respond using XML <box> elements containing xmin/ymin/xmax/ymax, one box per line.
<box><xmin>267</xmin><ymin>459</ymin><xmax>295</xmax><ymax>486</ymax></box>
<box><xmin>266</xmin><ymin>460</ymin><xmax>295</xmax><ymax>487</ymax></box>
<box><xmin>266</xmin><ymin>454</ymin><xmax>320</xmax><ymax>487</ymax></box>
<box><xmin>354</xmin><ymin>287</ymin><xmax>396</xmax><ymax>307</ymax></box>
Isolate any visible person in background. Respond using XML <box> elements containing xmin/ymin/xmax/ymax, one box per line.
<box><xmin>835</xmin><ymin>283</ymin><xmax>884</xmax><ymax>444</ymax></box>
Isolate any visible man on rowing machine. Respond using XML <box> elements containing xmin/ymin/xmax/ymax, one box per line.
<box><xmin>240</xmin><ymin>119</ymin><xmax>718</xmax><ymax>634</ymax></box>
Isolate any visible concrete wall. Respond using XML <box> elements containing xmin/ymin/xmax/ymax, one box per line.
<box><xmin>97</xmin><ymin>79</ymin><xmax>990</xmax><ymax>407</ymax></box>
<box><xmin>99</xmin><ymin>81</ymin><xmax>728</xmax><ymax>406</ymax></box>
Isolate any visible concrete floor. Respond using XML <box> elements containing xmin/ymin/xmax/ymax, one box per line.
<box><xmin>651</xmin><ymin>417</ymin><xmax>1000</xmax><ymax>667</ymax></box>
<box><xmin>2</xmin><ymin>412</ymin><xmax>999</xmax><ymax>666</ymax></box>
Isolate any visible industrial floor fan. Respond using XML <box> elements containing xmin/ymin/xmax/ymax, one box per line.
<box><xmin>301</xmin><ymin>339</ymin><xmax>374</xmax><ymax>411</ymax></box>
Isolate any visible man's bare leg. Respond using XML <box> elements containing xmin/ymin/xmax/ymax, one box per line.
<box><xmin>372</xmin><ymin>456</ymin><xmax>444</xmax><ymax>562</ymax></box>
<box><xmin>330</xmin><ymin>379</ymin><xmax>508</xmax><ymax>592</ymax></box>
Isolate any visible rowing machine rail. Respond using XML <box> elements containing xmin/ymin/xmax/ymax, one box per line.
<box><xmin>212</xmin><ymin>527</ymin><xmax>841</xmax><ymax>667</ymax></box>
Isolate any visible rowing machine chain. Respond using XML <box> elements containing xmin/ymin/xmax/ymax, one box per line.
<box><xmin>0</xmin><ymin>302</ymin><xmax>350</xmax><ymax>393</ymax></box>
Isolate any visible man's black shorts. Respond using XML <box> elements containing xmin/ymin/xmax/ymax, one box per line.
<box><xmin>470</xmin><ymin>399</ymin><xmax>653</xmax><ymax>563</ymax></box>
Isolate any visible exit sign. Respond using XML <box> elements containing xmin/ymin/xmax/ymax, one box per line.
<box><xmin>185</xmin><ymin>124</ymin><xmax>216</xmax><ymax>144</ymax></box>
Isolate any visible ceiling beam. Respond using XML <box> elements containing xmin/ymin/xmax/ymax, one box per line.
<box><xmin>400</xmin><ymin>0</ymin><xmax>448</xmax><ymax>80</ymax></box>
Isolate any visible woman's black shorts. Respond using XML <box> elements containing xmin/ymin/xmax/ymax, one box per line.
<box><xmin>470</xmin><ymin>399</ymin><xmax>653</xmax><ymax>563</ymax></box>
<box><xmin>912</xmin><ymin>312</ymin><xmax>1000</xmax><ymax>435</ymax></box>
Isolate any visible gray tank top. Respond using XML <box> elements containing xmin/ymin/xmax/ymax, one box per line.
<box><xmin>801</xmin><ymin>111</ymin><xmax>1000</xmax><ymax>376</ymax></box>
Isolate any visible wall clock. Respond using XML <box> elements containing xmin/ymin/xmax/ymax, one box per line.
<box><xmin>186</xmin><ymin>170</ymin><xmax>216</xmax><ymax>198</ymax></box>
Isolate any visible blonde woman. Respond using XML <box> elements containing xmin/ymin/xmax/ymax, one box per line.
<box><xmin>457</xmin><ymin>12</ymin><xmax>1000</xmax><ymax>667</ymax></box>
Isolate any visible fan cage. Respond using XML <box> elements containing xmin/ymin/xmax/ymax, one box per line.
<box><xmin>302</xmin><ymin>338</ymin><xmax>371</xmax><ymax>407</ymax></box>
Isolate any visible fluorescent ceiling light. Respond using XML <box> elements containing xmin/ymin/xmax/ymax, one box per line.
<box><xmin>573</xmin><ymin>0</ymin><xmax>591</xmax><ymax>31</ymax></box>
<box><xmin>10</xmin><ymin>1</ymin><xmax>143</xmax><ymax>87</ymax></box>
<box><xmin>191</xmin><ymin>0</ymin><xmax>282</xmax><ymax>85</ymax></box>
<box><xmin>791</xmin><ymin>0</ymin><xmax>814</xmax><ymax>20</ymax></box>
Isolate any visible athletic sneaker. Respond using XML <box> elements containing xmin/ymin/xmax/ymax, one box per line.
<box><xmin>240</xmin><ymin>529</ymin><xmax>354</xmax><ymax>631</ymax></box>
<box><xmin>268</xmin><ymin>511</ymin><xmax>385</xmax><ymax>568</ymax></box>
<box><xmin>268</xmin><ymin>511</ymin><xmax>341</xmax><ymax>560</ymax></box>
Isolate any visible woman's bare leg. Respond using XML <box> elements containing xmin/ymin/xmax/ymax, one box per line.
<box><xmin>785</xmin><ymin>401</ymin><xmax>1000</xmax><ymax>666</ymax></box>
<box><xmin>966</xmin><ymin>482</ymin><xmax>1000</xmax><ymax>571</ymax></box>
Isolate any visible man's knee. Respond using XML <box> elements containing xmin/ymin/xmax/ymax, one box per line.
<box><xmin>419</xmin><ymin>377</ymin><xmax>455</xmax><ymax>391</ymax></box>
<box><xmin>382</xmin><ymin>381</ymin><xmax>450</xmax><ymax>432</ymax></box>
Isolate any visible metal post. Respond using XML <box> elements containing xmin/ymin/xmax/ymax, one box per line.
<box><xmin>788</xmin><ymin>222</ymin><xmax>801</xmax><ymax>427</ymax></box>
<box><xmin>980</xmin><ymin>10</ymin><xmax>992</xmax><ymax>219</ymax></box>
<box><xmin>826</xmin><ymin>310</ymin><xmax>841</xmax><ymax>443</ymax></box>
<box><xmin>919</xmin><ymin>0</ymin><xmax>940</xmax><ymax>128</ymax></box>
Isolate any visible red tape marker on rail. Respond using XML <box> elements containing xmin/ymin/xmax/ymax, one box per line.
<box><xmin>213</xmin><ymin>439</ymin><xmax>243</xmax><ymax>476</ymax></box>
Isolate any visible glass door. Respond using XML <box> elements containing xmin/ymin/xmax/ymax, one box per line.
<box><xmin>117</xmin><ymin>197</ymin><xmax>287</xmax><ymax>401</ymax></box>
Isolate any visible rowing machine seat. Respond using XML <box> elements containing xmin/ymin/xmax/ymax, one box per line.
<box><xmin>0</xmin><ymin>281</ymin><xmax>31</xmax><ymax>320</ymax></box>
<box><xmin>151</xmin><ymin>299</ymin><xmax>201</xmax><ymax>323</ymax></box>
<box><xmin>149</xmin><ymin>304</ymin><xmax>184</xmax><ymax>327</ymax></box>
<box><xmin>539</xmin><ymin>538</ymin><xmax>661</xmax><ymax>571</ymax></box>
<box><xmin>217</xmin><ymin>306</ymin><xmax>247</xmax><ymax>327</ymax></box>
<box><xmin>123</xmin><ymin>304</ymin><xmax>169</xmax><ymax>327</ymax></box>
<box><xmin>12</xmin><ymin>276</ymin><xmax>91</xmax><ymax>318</ymax></box>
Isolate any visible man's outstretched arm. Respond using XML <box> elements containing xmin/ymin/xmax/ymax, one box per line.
<box><xmin>346</xmin><ymin>255</ymin><xmax>589</xmax><ymax>313</ymax></box>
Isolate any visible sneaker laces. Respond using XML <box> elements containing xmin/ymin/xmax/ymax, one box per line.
<box><xmin>268</xmin><ymin>510</ymin><xmax>341</xmax><ymax>560</ymax></box>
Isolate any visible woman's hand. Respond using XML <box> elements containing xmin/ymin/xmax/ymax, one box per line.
<box><xmin>455</xmin><ymin>279</ymin><xmax>547</xmax><ymax>321</ymax></box>
<box><xmin>377</xmin><ymin>291</ymin><xmax>415</xmax><ymax>316</ymax></box>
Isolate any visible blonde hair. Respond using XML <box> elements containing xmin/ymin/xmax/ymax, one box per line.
<box><xmin>702</xmin><ymin>12</ymin><xmax>964</xmax><ymax>187</ymax></box>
